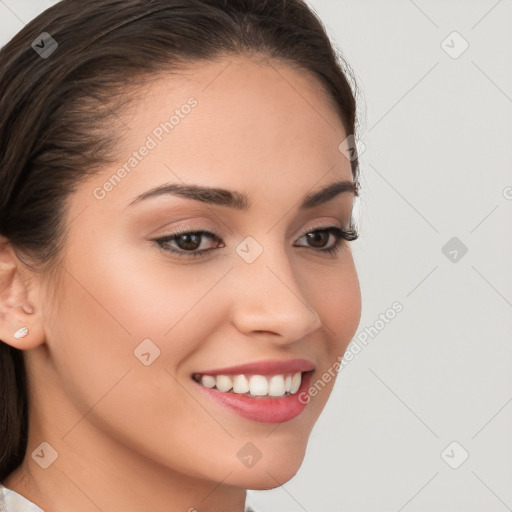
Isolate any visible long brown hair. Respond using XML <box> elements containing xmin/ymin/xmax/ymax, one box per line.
<box><xmin>0</xmin><ymin>0</ymin><xmax>360</xmax><ymax>482</ymax></box>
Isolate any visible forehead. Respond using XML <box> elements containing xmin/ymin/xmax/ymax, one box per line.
<box><xmin>132</xmin><ymin>55</ymin><xmax>345</xmax><ymax>131</ymax></box>
<box><xmin>80</xmin><ymin>55</ymin><xmax>353</xmax><ymax>213</ymax></box>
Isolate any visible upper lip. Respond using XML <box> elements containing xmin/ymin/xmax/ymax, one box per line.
<box><xmin>193</xmin><ymin>358</ymin><xmax>315</xmax><ymax>376</ymax></box>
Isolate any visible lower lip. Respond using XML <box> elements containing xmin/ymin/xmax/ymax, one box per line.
<box><xmin>194</xmin><ymin>371</ymin><xmax>313</xmax><ymax>424</ymax></box>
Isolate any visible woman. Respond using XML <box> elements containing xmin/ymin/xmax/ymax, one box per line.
<box><xmin>0</xmin><ymin>0</ymin><xmax>362</xmax><ymax>510</ymax></box>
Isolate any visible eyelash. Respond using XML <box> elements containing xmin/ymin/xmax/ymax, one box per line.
<box><xmin>152</xmin><ymin>224</ymin><xmax>359</xmax><ymax>260</ymax></box>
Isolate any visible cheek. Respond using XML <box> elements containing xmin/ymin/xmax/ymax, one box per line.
<box><xmin>304</xmin><ymin>255</ymin><xmax>361</xmax><ymax>407</ymax></box>
<box><xmin>312</xmin><ymin>255</ymin><xmax>361</xmax><ymax>353</ymax></box>
<box><xmin>47</xmin><ymin>238</ymin><xmax>243</xmax><ymax>427</ymax></box>
<box><xmin>53</xmin><ymin>241</ymin><xmax>232</xmax><ymax>363</ymax></box>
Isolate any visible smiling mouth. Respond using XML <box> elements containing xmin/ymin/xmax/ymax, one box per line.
<box><xmin>192</xmin><ymin>371</ymin><xmax>313</xmax><ymax>398</ymax></box>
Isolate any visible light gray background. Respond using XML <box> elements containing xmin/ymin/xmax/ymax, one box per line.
<box><xmin>1</xmin><ymin>1</ymin><xmax>511</xmax><ymax>511</ymax></box>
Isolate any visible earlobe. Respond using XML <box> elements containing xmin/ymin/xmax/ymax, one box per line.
<box><xmin>4</xmin><ymin>319</ymin><xmax>45</xmax><ymax>350</ymax></box>
<box><xmin>0</xmin><ymin>236</ymin><xmax>46</xmax><ymax>350</ymax></box>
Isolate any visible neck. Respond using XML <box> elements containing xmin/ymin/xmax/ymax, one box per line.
<box><xmin>5</xmin><ymin>425</ymin><xmax>248</xmax><ymax>512</ymax></box>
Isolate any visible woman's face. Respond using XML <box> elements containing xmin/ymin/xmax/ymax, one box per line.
<box><xmin>30</xmin><ymin>56</ymin><xmax>361</xmax><ymax>490</ymax></box>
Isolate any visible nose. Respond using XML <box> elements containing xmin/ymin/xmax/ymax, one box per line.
<box><xmin>228</xmin><ymin>243</ymin><xmax>323</xmax><ymax>344</ymax></box>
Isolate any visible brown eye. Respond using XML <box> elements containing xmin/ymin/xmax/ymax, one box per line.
<box><xmin>294</xmin><ymin>226</ymin><xmax>359</xmax><ymax>256</ymax></box>
<box><xmin>154</xmin><ymin>229</ymin><xmax>224</xmax><ymax>258</ymax></box>
<box><xmin>174</xmin><ymin>233</ymin><xmax>202</xmax><ymax>251</ymax></box>
<box><xmin>305</xmin><ymin>230</ymin><xmax>330</xmax><ymax>249</ymax></box>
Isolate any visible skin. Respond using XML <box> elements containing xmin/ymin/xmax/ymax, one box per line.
<box><xmin>0</xmin><ymin>55</ymin><xmax>361</xmax><ymax>512</ymax></box>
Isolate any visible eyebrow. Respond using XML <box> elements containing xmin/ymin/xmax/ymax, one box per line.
<box><xmin>127</xmin><ymin>179</ymin><xmax>358</xmax><ymax>210</ymax></box>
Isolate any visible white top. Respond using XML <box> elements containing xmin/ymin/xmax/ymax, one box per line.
<box><xmin>0</xmin><ymin>484</ymin><xmax>43</xmax><ymax>512</ymax></box>
<box><xmin>0</xmin><ymin>483</ymin><xmax>257</xmax><ymax>511</ymax></box>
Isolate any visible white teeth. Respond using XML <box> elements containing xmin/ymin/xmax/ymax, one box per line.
<box><xmin>201</xmin><ymin>375</ymin><xmax>216</xmax><ymax>388</ymax></box>
<box><xmin>197</xmin><ymin>371</ymin><xmax>304</xmax><ymax>397</ymax></box>
<box><xmin>290</xmin><ymin>372</ymin><xmax>301</xmax><ymax>394</ymax></box>
<box><xmin>233</xmin><ymin>375</ymin><xmax>249</xmax><ymax>394</ymax></box>
<box><xmin>249</xmin><ymin>375</ymin><xmax>269</xmax><ymax>396</ymax></box>
<box><xmin>215</xmin><ymin>375</ymin><xmax>233</xmax><ymax>392</ymax></box>
<box><xmin>268</xmin><ymin>375</ymin><xmax>286</xmax><ymax>396</ymax></box>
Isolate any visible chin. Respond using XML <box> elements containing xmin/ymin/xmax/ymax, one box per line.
<box><xmin>224</xmin><ymin>447</ymin><xmax>306</xmax><ymax>490</ymax></box>
<box><xmin>246</xmin><ymin>466</ymin><xmax>302</xmax><ymax>490</ymax></box>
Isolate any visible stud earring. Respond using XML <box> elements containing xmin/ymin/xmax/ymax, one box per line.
<box><xmin>14</xmin><ymin>326</ymin><xmax>29</xmax><ymax>339</ymax></box>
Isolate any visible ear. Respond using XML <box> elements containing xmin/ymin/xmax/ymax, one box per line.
<box><xmin>0</xmin><ymin>235</ymin><xmax>45</xmax><ymax>350</ymax></box>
